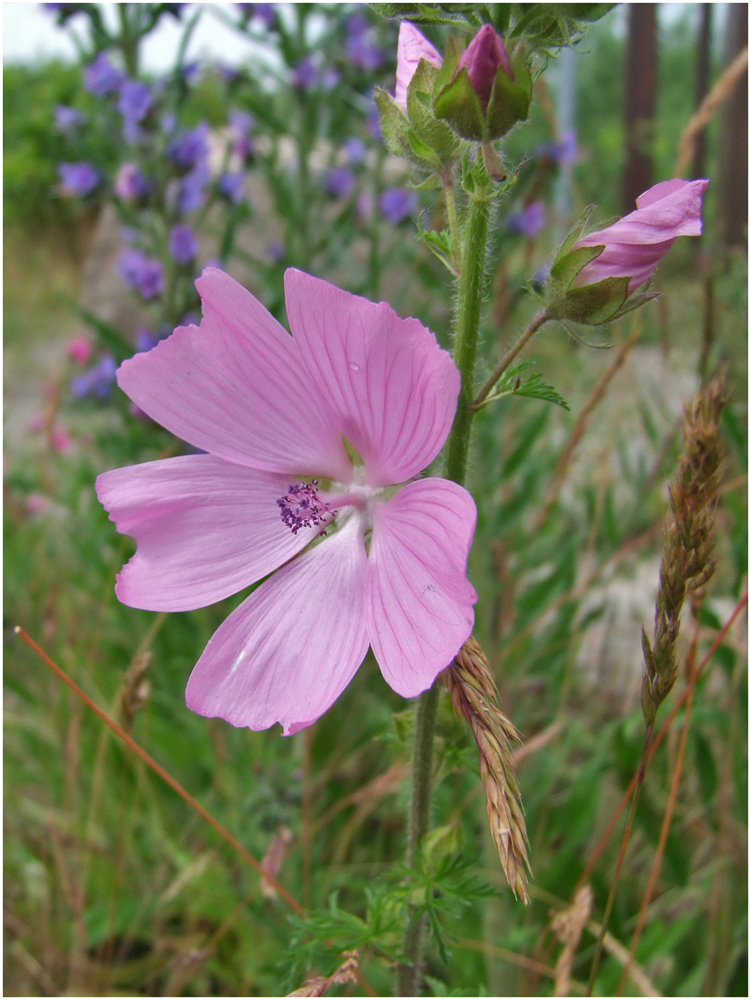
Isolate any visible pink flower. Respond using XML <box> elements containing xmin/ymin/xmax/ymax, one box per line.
<box><xmin>96</xmin><ymin>268</ymin><xmax>477</xmax><ymax>735</ymax></box>
<box><xmin>68</xmin><ymin>335</ymin><xmax>93</xmax><ymax>365</ymax></box>
<box><xmin>574</xmin><ymin>178</ymin><xmax>709</xmax><ymax>294</ymax></box>
<box><xmin>456</xmin><ymin>23</ymin><xmax>513</xmax><ymax>111</ymax></box>
<box><xmin>394</xmin><ymin>21</ymin><xmax>442</xmax><ymax>114</ymax></box>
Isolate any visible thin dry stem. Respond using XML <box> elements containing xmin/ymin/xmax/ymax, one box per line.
<box><xmin>441</xmin><ymin>636</ymin><xmax>531</xmax><ymax>902</ymax></box>
<box><xmin>534</xmin><ymin>320</ymin><xmax>642</xmax><ymax>532</ymax></box>
<box><xmin>552</xmin><ymin>885</ymin><xmax>593</xmax><ymax>997</ymax></box>
<box><xmin>577</xmin><ymin>590</ymin><xmax>747</xmax><ymax>887</ymax></box>
<box><xmin>674</xmin><ymin>47</ymin><xmax>749</xmax><ymax>176</ymax></box>
<box><xmin>617</xmin><ymin>613</ymin><xmax>703</xmax><ymax>995</ymax></box>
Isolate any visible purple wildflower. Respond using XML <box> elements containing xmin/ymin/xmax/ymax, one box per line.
<box><xmin>58</xmin><ymin>162</ymin><xmax>99</xmax><ymax>197</ymax></box>
<box><xmin>169</xmin><ymin>224</ymin><xmax>199</xmax><ymax>265</ymax></box>
<box><xmin>320</xmin><ymin>67</ymin><xmax>341</xmax><ymax>91</ymax></box>
<box><xmin>71</xmin><ymin>354</ymin><xmax>118</xmax><ymax>400</ymax></box>
<box><xmin>292</xmin><ymin>58</ymin><xmax>317</xmax><ymax>91</ymax></box>
<box><xmin>84</xmin><ymin>52</ymin><xmax>124</xmax><ymax>97</ymax></box>
<box><xmin>218</xmin><ymin>172</ymin><xmax>245</xmax><ymax>203</ymax></box>
<box><xmin>324</xmin><ymin>167</ymin><xmax>357</xmax><ymax>200</ymax></box>
<box><xmin>508</xmin><ymin>201</ymin><xmax>546</xmax><ymax>239</ymax></box>
<box><xmin>115</xmin><ymin>163</ymin><xmax>149</xmax><ymax>201</ymax></box>
<box><xmin>119</xmin><ymin>79</ymin><xmax>152</xmax><ymax>142</ymax></box>
<box><xmin>343</xmin><ymin>137</ymin><xmax>367</xmax><ymax>165</ymax></box>
<box><xmin>265</xmin><ymin>240</ymin><xmax>285</xmax><ymax>262</ymax></box>
<box><xmin>55</xmin><ymin>105</ymin><xmax>84</xmax><ymax>134</ymax></box>
<box><xmin>254</xmin><ymin>4</ymin><xmax>276</xmax><ymax>29</ymax></box>
<box><xmin>169</xmin><ymin>123</ymin><xmax>209</xmax><ymax>170</ymax></box>
<box><xmin>346</xmin><ymin>35</ymin><xmax>385</xmax><ymax>72</ymax></box>
<box><xmin>379</xmin><ymin>187</ymin><xmax>418</xmax><ymax>225</ymax></box>
<box><xmin>179</xmin><ymin>163</ymin><xmax>211</xmax><ymax>212</ymax></box>
<box><xmin>119</xmin><ymin>249</ymin><xmax>165</xmax><ymax>300</ymax></box>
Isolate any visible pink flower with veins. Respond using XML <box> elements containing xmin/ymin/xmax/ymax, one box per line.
<box><xmin>574</xmin><ymin>178</ymin><xmax>709</xmax><ymax>294</ymax></box>
<box><xmin>394</xmin><ymin>21</ymin><xmax>442</xmax><ymax>114</ymax></box>
<box><xmin>96</xmin><ymin>268</ymin><xmax>477</xmax><ymax>735</ymax></box>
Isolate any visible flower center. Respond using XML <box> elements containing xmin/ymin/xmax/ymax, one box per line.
<box><xmin>276</xmin><ymin>480</ymin><xmax>338</xmax><ymax>536</ymax></box>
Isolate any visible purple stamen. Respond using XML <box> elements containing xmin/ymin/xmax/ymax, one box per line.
<box><xmin>277</xmin><ymin>479</ymin><xmax>337</xmax><ymax>536</ymax></box>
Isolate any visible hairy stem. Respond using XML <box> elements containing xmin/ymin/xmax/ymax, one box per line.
<box><xmin>471</xmin><ymin>310</ymin><xmax>550</xmax><ymax>410</ymax></box>
<box><xmin>398</xmin><ymin>180</ymin><xmax>492</xmax><ymax>997</ymax></box>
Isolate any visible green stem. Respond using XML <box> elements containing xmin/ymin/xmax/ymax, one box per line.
<box><xmin>471</xmin><ymin>310</ymin><xmax>550</xmax><ymax>410</ymax></box>
<box><xmin>441</xmin><ymin>168</ymin><xmax>460</xmax><ymax>272</ymax></box>
<box><xmin>397</xmin><ymin>683</ymin><xmax>440</xmax><ymax>997</ymax></box>
<box><xmin>444</xmin><ymin>189</ymin><xmax>492</xmax><ymax>485</ymax></box>
<box><xmin>398</xmin><ymin>178</ymin><xmax>492</xmax><ymax>998</ymax></box>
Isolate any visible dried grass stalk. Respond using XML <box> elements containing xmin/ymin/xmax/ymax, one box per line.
<box><xmin>674</xmin><ymin>47</ymin><xmax>749</xmax><ymax>176</ymax></box>
<box><xmin>260</xmin><ymin>824</ymin><xmax>293</xmax><ymax>900</ymax></box>
<box><xmin>641</xmin><ymin>375</ymin><xmax>727</xmax><ymax>725</ymax></box>
<box><xmin>441</xmin><ymin>636</ymin><xmax>531</xmax><ymax>902</ymax></box>
<box><xmin>551</xmin><ymin>884</ymin><xmax>593</xmax><ymax>997</ymax></box>
<box><xmin>287</xmin><ymin>950</ymin><xmax>359</xmax><ymax>997</ymax></box>
<box><xmin>118</xmin><ymin>651</ymin><xmax>152</xmax><ymax>733</ymax></box>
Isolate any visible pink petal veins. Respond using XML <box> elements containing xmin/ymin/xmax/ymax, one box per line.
<box><xmin>186</xmin><ymin>516</ymin><xmax>370</xmax><ymax>734</ymax></box>
<box><xmin>395</xmin><ymin>21</ymin><xmax>443</xmax><ymax>114</ymax></box>
<box><xmin>96</xmin><ymin>455</ymin><xmax>318</xmax><ymax>612</ymax></box>
<box><xmin>117</xmin><ymin>268</ymin><xmax>352</xmax><ymax>481</ymax></box>
<box><xmin>367</xmin><ymin>478</ymin><xmax>477</xmax><ymax>698</ymax></box>
<box><xmin>284</xmin><ymin>268</ymin><xmax>460</xmax><ymax>487</ymax></box>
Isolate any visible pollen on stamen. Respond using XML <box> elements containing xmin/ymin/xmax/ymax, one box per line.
<box><xmin>277</xmin><ymin>479</ymin><xmax>338</xmax><ymax>537</ymax></box>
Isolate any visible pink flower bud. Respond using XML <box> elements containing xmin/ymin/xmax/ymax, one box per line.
<box><xmin>574</xmin><ymin>178</ymin><xmax>709</xmax><ymax>293</ymax></box>
<box><xmin>456</xmin><ymin>24</ymin><xmax>513</xmax><ymax>111</ymax></box>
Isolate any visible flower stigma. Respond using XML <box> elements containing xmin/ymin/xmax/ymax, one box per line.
<box><xmin>276</xmin><ymin>480</ymin><xmax>338</xmax><ymax>536</ymax></box>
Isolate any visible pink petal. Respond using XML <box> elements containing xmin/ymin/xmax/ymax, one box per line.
<box><xmin>576</xmin><ymin>178</ymin><xmax>707</xmax><ymax>248</ymax></box>
<box><xmin>575</xmin><ymin>238</ymin><xmax>677</xmax><ymax>293</ymax></box>
<box><xmin>186</xmin><ymin>516</ymin><xmax>369</xmax><ymax>734</ymax></box>
<box><xmin>366</xmin><ymin>478</ymin><xmax>477</xmax><ymax>697</ymax></box>
<box><xmin>117</xmin><ymin>268</ymin><xmax>352</xmax><ymax>481</ymax></box>
<box><xmin>395</xmin><ymin>21</ymin><xmax>443</xmax><ymax>114</ymax></box>
<box><xmin>96</xmin><ymin>454</ymin><xmax>318</xmax><ymax>612</ymax></box>
<box><xmin>284</xmin><ymin>269</ymin><xmax>460</xmax><ymax>487</ymax></box>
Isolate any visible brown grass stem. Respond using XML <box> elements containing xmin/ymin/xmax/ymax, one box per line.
<box><xmin>14</xmin><ymin>626</ymin><xmax>381</xmax><ymax>999</ymax></box>
<box><xmin>534</xmin><ymin>320</ymin><xmax>642</xmax><ymax>532</ymax></box>
<box><xmin>585</xmin><ymin>721</ymin><xmax>654</xmax><ymax>996</ymax></box>
<box><xmin>577</xmin><ymin>589</ymin><xmax>747</xmax><ymax>887</ymax></box>
<box><xmin>615</xmin><ymin>614</ymin><xmax>702</xmax><ymax>995</ymax></box>
<box><xmin>14</xmin><ymin>625</ymin><xmax>305</xmax><ymax>916</ymax></box>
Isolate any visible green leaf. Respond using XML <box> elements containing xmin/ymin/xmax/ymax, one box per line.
<box><xmin>478</xmin><ymin>360</ymin><xmax>570</xmax><ymax>411</ymax></box>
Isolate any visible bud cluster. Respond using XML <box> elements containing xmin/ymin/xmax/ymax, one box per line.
<box><xmin>376</xmin><ymin>21</ymin><xmax>532</xmax><ymax>174</ymax></box>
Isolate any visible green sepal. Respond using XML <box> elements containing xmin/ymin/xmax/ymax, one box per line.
<box><xmin>408</xmin><ymin>130</ymin><xmax>443</xmax><ymax>170</ymax></box>
<box><xmin>608</xmin><ymin>290</ymin><xmax>660</xmax><ymax>321</ymax></box>
<box><xmin>407</xmin><ymin>58</ymin><xmax>461</xmax><ymax>166</ymax></box>
<box><xmin>548</xmin><ymin>244</ymin><xmax>605</xmax><ymax>299</ymax></box>
<box><xmin>556</xmin><ymin>205</ymin><xmax>595</xmax><ymax>259</ymax></box>
<box><xmin>484</xmin><ymin>48</ymin><xmax>533</xmax><ymax>140</ymax></box>
<box><xmin>433</xmin><ymin>33</ymin><xmax>463</xmax><ymax>94</ymax></box>
<box><xmin>374</xmin><ymin>87</ymin><xmax>415</xmax><ymax>160</ymax></box>
<box><xmin>433</xmin><ymin>65</ymin><xmax>486</xmax><ymax>142</ymax></box>
<box><xmin>374</xmin><ymin>87</ymin><xmax>440</xmax><ymax>171</ymax></box>
<box><xmin>549</xmin><ymin>275</ymin><xmax>631</xmax><ymax>326</ymax></box>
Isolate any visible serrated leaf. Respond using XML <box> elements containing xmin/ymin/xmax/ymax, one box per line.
<box><xmin>477</xmin><ymin>360</ymin><xmax>570</xmax><ymax>411</ymax></box>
